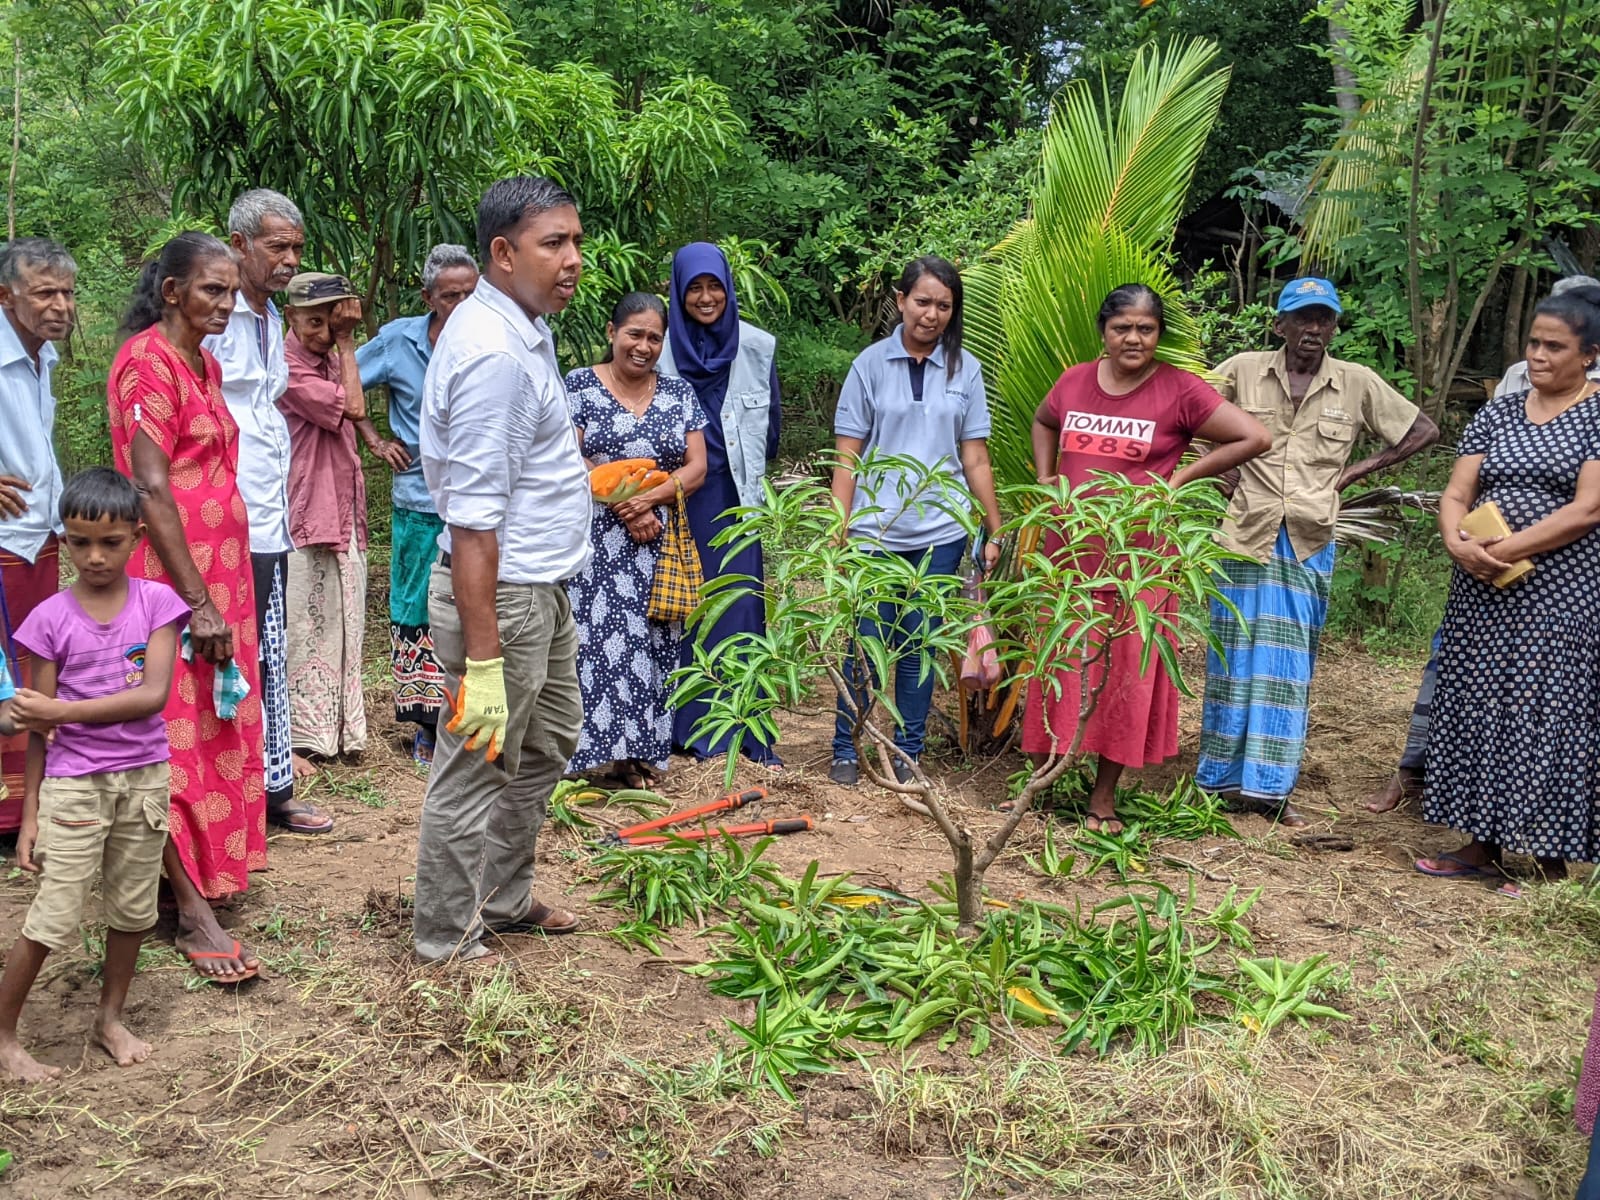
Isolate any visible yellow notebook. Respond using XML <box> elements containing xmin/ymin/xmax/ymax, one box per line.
<box><xmin>1457</xmin><ymin>501</ymin><xmax>1534</xmax><ymax>588</ymax></box>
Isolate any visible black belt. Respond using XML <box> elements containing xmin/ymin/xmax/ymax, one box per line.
<box><xmin>438</xmin><ymin>551</ymin><xmax>451</xmax><ymax>568</ymax></box>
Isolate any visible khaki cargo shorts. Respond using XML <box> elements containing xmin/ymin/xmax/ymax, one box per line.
<box><xmin>23</xmin><ymin>762</ymin><xmax>170</xmax><ymax>953</ymax></box>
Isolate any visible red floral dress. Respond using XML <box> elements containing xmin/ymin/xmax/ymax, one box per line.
<box><xmin>107</xmin><ymin>328</ymin><xmax>267</xmax><ymax>897</ymax></box>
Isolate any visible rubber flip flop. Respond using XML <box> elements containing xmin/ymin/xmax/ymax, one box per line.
<box><xmin>1414</xmin><ymin>852</ymin><xmax>1495</xmax><ymax>879</ymax></box>
<box><xmin>267</xmin><ymin>802</ymin><xmax>335</xmax><ymax>835</ymax></box>
<box><xmin>181</xmin><ymin>939</ymin><xmax>260</xmax><ymax>985</ymax></box>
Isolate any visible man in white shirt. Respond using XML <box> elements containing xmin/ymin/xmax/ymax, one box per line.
<box><xmin>412</xmin><ymin>176</ymin><xmax>590</xmax><ymax>964</ymax></box>
<box><xmin>204</xmin><ymin>189</ymin><xmax>332</xmax><ymax>835</ymax></box>
<box><xmin>0</xmin><ymin>238</ymin><xmax>74</xmax><ymax>831</ymax></box>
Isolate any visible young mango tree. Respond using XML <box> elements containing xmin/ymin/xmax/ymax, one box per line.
<box><xmin>674</xmin><ymin>453</ymin><xmax>1241</xmax><ymax>933</ymax></box>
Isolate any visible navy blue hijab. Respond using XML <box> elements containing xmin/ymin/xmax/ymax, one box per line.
<box><xmin>667</xmin><ymin>242</ymin><xmax>740</xmax><ymax>414</ymax></box>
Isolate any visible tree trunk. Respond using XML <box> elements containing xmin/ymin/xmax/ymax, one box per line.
<box><xmin>8</xmin><ymin>40</ymin><xmax>20</xmax><ymax>242</ymax></box>
<box><xmin>1328</xmin><ymin>4</ymin><xmax>1361</xmax><ymax>118</ymax></box>
<box><xmin>1411</xmin><ymin>297</ymin><xmax>1454</xmax><ymax>422</ymax></box>
<box><xmin>1575</xmin><ymin>225</ymin><xmax>1600</xmax><ymax>276</ymax></box>
<box><xmin>1502</xmin><ymin>266</ymin><xmax>1528</xmax><ymax>374</ymax></box>
<box><xmin>1355</xmin><ymin>545</ymin><xmax>1392</xmax><ymax>625</ymax></box>
<box><xmin>952</xmin><ymin>837</ymin><xmax>981</xmax><ymax>934</ymax></box>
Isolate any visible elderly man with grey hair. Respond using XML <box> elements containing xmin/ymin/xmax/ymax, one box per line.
<box><xmin>356</xmin><ymin>243</ymin><xmax>480</xmax><ymax>767</ymax></box>
<box><xmin>203</xmin><ymin>188</ymin><xmax>333</xmax><ymax>835</ymax></box>
<box><xmin>0</xmin><ymin>237</ymin><xmax>75</xmax><ymax>832</ymax></box>
<box><xmin>1365</xmin><ymin>272</ymin><xmax>1600</xmax><ymax>814</ymax></box>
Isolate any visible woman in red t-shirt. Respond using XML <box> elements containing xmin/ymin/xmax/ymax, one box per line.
<box><xmin>1021</xmin><ymin>284</ymin><xmax>1271</xmax><ymax>833</ymax></box>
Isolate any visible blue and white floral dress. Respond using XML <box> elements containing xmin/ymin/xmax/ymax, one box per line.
<box><xmin>563</xmin><ymin>368</ymin><xmax>707</xmax><ymax>776</ymax></box>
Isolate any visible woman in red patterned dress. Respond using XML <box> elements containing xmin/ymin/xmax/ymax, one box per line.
<box><xmin>106</xmin><ymin>233</ymin><xmax>266</xmax><ymax>984</ymax></box>
<box><xmin>1021</xmin><ymin>284</ymin><xmax>1271</xmax><ymax>834</ymax></box>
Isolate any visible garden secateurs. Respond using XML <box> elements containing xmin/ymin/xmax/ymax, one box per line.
<box><xmin>594</xmin><ymin>787</ymin><xmax>814</xmax><ymax>847</ymax></box>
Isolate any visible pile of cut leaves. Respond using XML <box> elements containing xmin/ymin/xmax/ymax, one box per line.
<box><xmin>583</xmin><ymin>842</ymin><xmax>1347</xmax><ymax>1100</ymax></box>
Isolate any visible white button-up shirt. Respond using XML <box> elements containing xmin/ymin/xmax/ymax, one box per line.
<box><xmin>421</xmin><ymin>279</ymin><xmax>591</xmax><ymax>584</ymax></box>
<box><xmin>0</xmin><ymin>310</ymin><xmax>63</xmax><ymax>562</ymax></box>
<box><xmin>204</xmin><ymin>292</ymin><xmax>292</xmax><ymax>554</ymax></box>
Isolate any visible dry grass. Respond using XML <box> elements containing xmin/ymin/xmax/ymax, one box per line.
<box><xmin>0</xmin><ymin>633</ymin><xmax>1593</xmax><ymax>1198</ymax></box>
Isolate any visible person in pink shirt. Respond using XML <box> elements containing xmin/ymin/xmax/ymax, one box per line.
<box><xmin>1020</xmin><ymin>284</ymin><xmax>1271</xmax><ymax>834</ymax></box>
<box><xmin>0</xmin><ymin>469</ymin><xmax>189</xmax><ymax>1082</ymax></box>
<box><xmin>279</xmin><ymin>273</ymin><xmax>375</xmax><ymax>775</ymax></box>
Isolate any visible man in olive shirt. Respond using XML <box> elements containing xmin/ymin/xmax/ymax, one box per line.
<box><xmin>1196</xmin><ymin>277</ymin><xmax>1438</xmax><ymax>824</ymax></box>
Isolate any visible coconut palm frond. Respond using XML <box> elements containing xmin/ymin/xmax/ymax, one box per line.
<box><xmin>1037</xmin><ymin>39</ymin><xmax>1233</xmax><ymax>250</ymax></box>
<box><xmin>968</xmin><ymin>38</ymin><xmax>1231</xmax><ymax>488</ymax></box>
<box><xmin>1333</xmin><ymin>486</ymin><xmax>1441</xmax><ymax>548</ymax></box>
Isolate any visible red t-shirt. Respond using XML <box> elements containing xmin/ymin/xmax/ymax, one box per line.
<box><xmin>1046</xmin><ymin>361</ymin><xmax>1225</xmax><ymax>486</ymax></box>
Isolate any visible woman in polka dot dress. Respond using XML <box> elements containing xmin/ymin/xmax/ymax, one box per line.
<box><xmin>107</xmin><ymin>233</ymin><xmax>267</xmax><ymax>983</ymax></box>
<box><xmin>564</xmin><ymin>293</ymin><xmax>707</xmax><ymax>788</ymax></box>
<box><xmin>1418</xmin><ymin>285</ymin><xmax>1600</xmax><ymax>894</ymax></box>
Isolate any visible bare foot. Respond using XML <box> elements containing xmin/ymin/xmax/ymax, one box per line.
<box><xmin>1365</xmin><ymin>768</ymin><xmax>1422</xmax><ymax>813</ymax></box>
<box><xmin>0</xmin><ymin>1032</ymin><xmax>61</xmax><ymax>1083</ymax></box>
<box><xmin>291</xmin><ymin>753</ymin><xmax>319</xmax><ymax>780</ymax></box>
<box><xmin>93</xmin><ymin>1015</ymin><xmax>152</xmax><ymax>1067</ymax></box>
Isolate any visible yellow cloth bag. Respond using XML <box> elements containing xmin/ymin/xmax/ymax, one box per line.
<box><xmin>646</xmin><ymin>478</ymin><xmax>703</xmax><ymax>623</ymax></box>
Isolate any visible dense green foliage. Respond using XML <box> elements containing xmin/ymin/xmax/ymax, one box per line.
<box><xmin>5</xmin><ymin>1</ymin><xmax>1333</xmax><ymax>439</ymax></box>
<box><xmin>7</xmin><ymin>0</ymin><xmax>1594</xmax><ymax>646</ymax></box>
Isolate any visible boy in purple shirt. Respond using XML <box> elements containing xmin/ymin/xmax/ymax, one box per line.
<box><xmin>0</xmin><ymin>469</ymin><xmax>189</xmax><ymax>1082</ymax></box>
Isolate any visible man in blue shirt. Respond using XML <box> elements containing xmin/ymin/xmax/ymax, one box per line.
<box><xmin>356</xmin><ymin>244</ymin><xmax>480</xmax><ymax>766</ymax></box>
<box><xmin>0</xmin><ymin>237</ymin><xmax>74</xmax><ymax>832</ymax></box>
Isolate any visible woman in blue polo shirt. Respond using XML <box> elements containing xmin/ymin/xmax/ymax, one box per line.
<box><xmin>828</xmin><ymin>255</ymin><xmax>1003</xmax><ymax>785</ymax></box>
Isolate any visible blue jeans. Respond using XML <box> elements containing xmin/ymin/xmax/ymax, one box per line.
<box><xmin>1579</xmin><ymin>1126</ymin><xmax>1600</xmax><ymax>1200</ymax></box>
<box><xmin>831</xmin><ymin>537</ymin><xmax>967</xmax><ymax>763</ymax></box>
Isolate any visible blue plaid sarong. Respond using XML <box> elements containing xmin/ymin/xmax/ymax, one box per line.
<box><xmin>1195</xmin><ymin>524</ymin><xmax>1335</xmax><ymax>801</ymax></box>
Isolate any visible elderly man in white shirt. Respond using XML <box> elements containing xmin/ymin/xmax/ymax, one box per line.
<box><xmin>0</xmin><ymin>237</ymin><xmax>74</xmax><ymax>831</ymax></box>
<box><xmin>412</xmin><ymin>176</ymin><xmax>591</xmax><ymax>965</ymax></box>
<box><xmin>204</xmin><ymin>188</ymin><xmax>332</xmax><ymax>835</ymax></box>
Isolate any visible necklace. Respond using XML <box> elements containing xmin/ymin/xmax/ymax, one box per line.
<box><xmin>1533</xmin><ymin>376</ymin><xmax>1595</xmax><ymax>415</ymax></box>
<box><xmin>600</xmin><ymin>365</ymin><xmax>655</xmax><ymax>414</ymax></box>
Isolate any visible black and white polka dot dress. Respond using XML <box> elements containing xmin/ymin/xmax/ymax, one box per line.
<box><xmin>563</xmin><ymin>368</ymin><xmax>707</xmax><ymax>776</ymax></box>
<box><xmin>1424</xmin><ymin>388</ymin><xmax>1600</xmax><ymax>861</ymax></box>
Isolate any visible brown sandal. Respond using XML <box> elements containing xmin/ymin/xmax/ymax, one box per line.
<box><xmin>489</xmin><ymin>902</ymin><xmax>581</xmax><ymax>936</ymax></box>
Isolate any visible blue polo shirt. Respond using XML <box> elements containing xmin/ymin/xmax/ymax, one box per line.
<box><xmin>833</xmin><ymin>325</ymin><xmax>991</xmax><ymax>551</ymax></box>
<box><xmin>356</xmin><ymin>313</ymin><xmax>434</xmax><ymax>513</ymax></box>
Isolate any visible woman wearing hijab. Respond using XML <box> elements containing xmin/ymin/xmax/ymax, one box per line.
<box><xmin>657</xmin><ymin>243</ymin><xmax>783</xmax><ymax>767</ymax></box>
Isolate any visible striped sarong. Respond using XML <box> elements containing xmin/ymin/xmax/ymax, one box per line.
<box><xmin>1196</xmin><ymin>525</ymin><xmax>1334</xmax><ymax>800</ymax></box>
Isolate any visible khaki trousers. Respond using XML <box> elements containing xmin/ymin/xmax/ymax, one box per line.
<box><xmin>412</xmin><ymin>566</ymin><xmax>581</xmax><ymax>962</ymax></box>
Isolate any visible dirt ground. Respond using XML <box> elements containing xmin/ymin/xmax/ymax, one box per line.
<box><xmin>0</xmin><ymin>629</ymin><xmax>1593</xmax><ymax>1199</ymax></box>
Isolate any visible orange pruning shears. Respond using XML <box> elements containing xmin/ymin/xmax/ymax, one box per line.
<box><xmin>596</xmin><ymin>787</ymin><xmax>814</xmax><ymax>847</ymax></box>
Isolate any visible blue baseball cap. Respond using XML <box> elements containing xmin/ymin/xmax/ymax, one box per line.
<box><xmin>1276</xmin><ymin>277</ymin><xmax>1343</xmax><ymax>315</ymax></box>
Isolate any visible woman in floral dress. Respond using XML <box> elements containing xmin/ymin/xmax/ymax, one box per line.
<box><xmin>107</xmin><ymin>232</ymin><xmax>267</xmax><ymax>984</ymax></box>
<box><xmin>564</xmin><ymin>293</ymin><xmax>707</xmax><ymax>787</ymax></box>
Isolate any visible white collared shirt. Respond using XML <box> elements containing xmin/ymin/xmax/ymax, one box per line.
<box><xmin>420</xmin><ymin>279</ymin><xmax>591</xmax><ymax>584</ymax></box>
<box><xmin>204</xmin><ymin>291</ymin><xmax>292</xmax><ymax>554</ymax></box>
<box><xmin>1495</xmin><ymin>358</ymin><xmax>1600</xmax><ymax>398</ymax></box>
<box><xmin>0</xmin><ymin>311</ymin><xmax>63</xmax><ymax>562</ymax></box>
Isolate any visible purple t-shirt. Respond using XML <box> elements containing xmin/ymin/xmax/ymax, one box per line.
<box><xmin>13</xmin><ymin>577</ymin><xmax>190</xmax><ymax>777</ymax></box>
